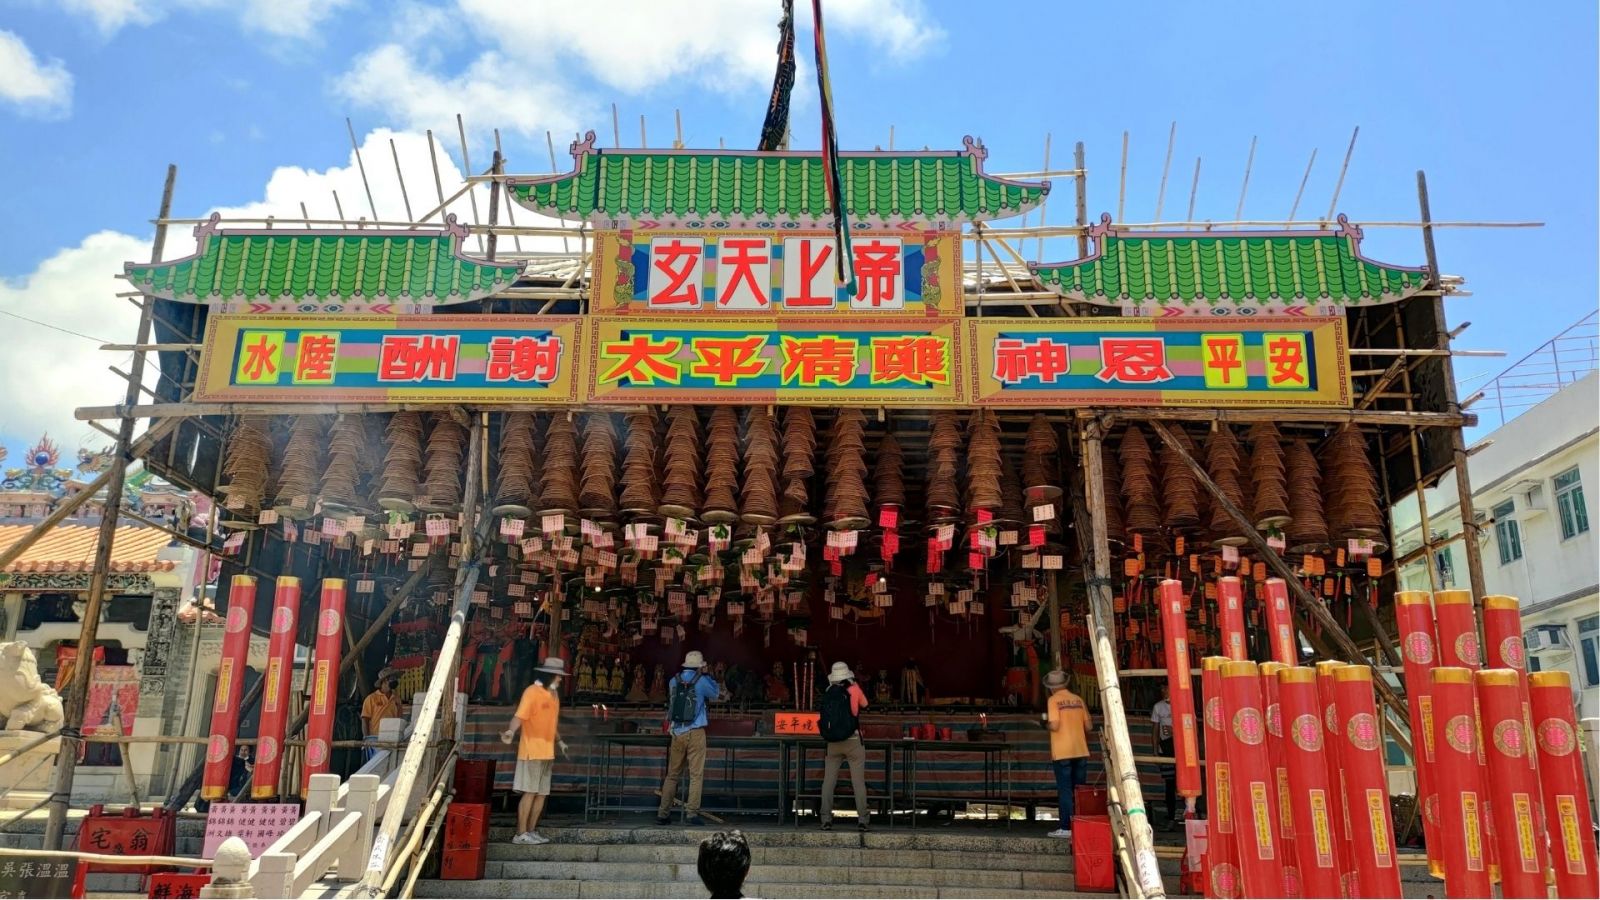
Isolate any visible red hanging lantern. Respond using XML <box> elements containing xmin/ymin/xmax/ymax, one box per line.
<box><xmin>302</xmin><ymin>578</ymin><xmax>348</xmax><ymax>792</ymax></box>
<box><xmin>1277</xmin><ymin>666</ymin><xmax>1344</xmax><ymax>899</ymax></box>
<box><xmin>1262</xmin><ymin>578</ymin><xmax>1296</xmax><ymax>666</ymax></box>
<box><xmin>251</xmin><ymin>576</ymin><xmax>300</xmax><ymax>799</ymax></box>
<box><xmin>1393</xmin><ymin>590</ymin><xmax>1443</xmax><ymax>878</ymax></box>
<box><xmin>1217</xmin><ymin>576</ymin><xmax>1247</xmax><ymax>662</ymax></box>
<box><xmin>1259</xmin><ymin>661</ymin><xmax>1300</xmax><ymax>897</ymax></box>
<box><xmin>1220</xmin><ymin>660</ymin><xmax>1287</xmax><ymax>898</ymax></box>
<box><xmin>201</xmin><ymin>575</ymin><xmax>257</xmax><ymax>801</ymax></box>
<box><xmin>1428</xmin><ymin>667</ymin><xmax>1493</xmax><ymax>898</ymax></box>
<box><xmin>1315</xmin><ymin>660</ymin><xmax>1357</xmax><ymax>897</ymax></box>
<box><xmin>1159</xmin><ymin>579</ymin><xmax>1203</xmax><ymax>803</ymax></box>
<box><xmin>1476</xmin><ymin>668</ymin><xmax>1551</xmax><ymax>898</ymax></box>
<box><xmin>1529</xmin><ymin>670</ymin><xmax>1599</xmax><ymax>898</ymax></box>
<box><xmin>1202</xmin><ymin>656</ymin><xmax>1241</xmax><ymax>899</ymax></box>
<box><xmin>1332</xmin><ymin>665</ymin><xmax>1402</xmax><ymax>898</ymax></box>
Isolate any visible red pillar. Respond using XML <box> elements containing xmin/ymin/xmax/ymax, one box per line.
<box><xmin>1433</xmin><ymin>589</ymin><xmax>1481</xmax><ymax>668</ymax></box>
<box><xmin>1220</xmin><ymin>660</ymin><xmax>1286</xmax><ymax>898</ymax></box>
<box><xmin>251</xmin><ymin>576</ymin><xmax>300</xmax><ymax>798</ymax></box>
<box><xmin>1332</xmin><ymin>665</ymin><xmax>1402</xmax><ymax>898</ymax></box>
<box><xmin>201</xmin><ymin>575</ymin><xmax>257</xmax><ymax>801</ymax></box>
<box><xmin>1393</xmin><ymin>590</ymin><xmax>1443</xmax><ymax>878</ymax></box>
<box><xmin>1262</xmin><ymin>578</ymin><xmax>1296</xmax><ymax>666</ymax></box>
<box><xmin>1428</xmin><ymin>667</ymin><xmax>1493</xmax><ymax>898</ymax></box>
<box><xmin>1260</xmin><ymin>661</ymin><xmax>1300</xmax><ymax>897</ymax></box>
<box><xmin>1476</xmin><ymin>668</ymin><xmax>1551</xmax><ymax>898</ymax></box>
<box><xmin>1216</xmin><ymin>576</ymin><xmax>1247</xmax><ymax>662</ymax></box>
<box><xmin>1316</xmin><ymin>660</ymin><xmax>1357</xmax><ymax>898</ymax></box>
<box><xmin>1159</xmin><ymin>579</ymin><xmax>1202</xmax><ymax>802</ymax></box>
<box><xmin>1278</xmin><ymin>666</ymin><xmax>1344</xmax><ymax>900</ymax></box>
<box><xmin>302</xmin><ymin>578</ymin><xmax>347</xmax><ymax>793</ymax></box>
<box><xmin>1529</xmin><ymin>670</ymin><xmax>1599</xmax><ymax>898</ymax></box>
<box><xmin>1203</xmin><ymin>656</ymin><xmax>1241</xmax><ymax>899</ymax></box>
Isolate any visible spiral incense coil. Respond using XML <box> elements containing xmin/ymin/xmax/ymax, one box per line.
<box><xmin>273</xmin><ymin>415</ymin><xmax>327</xmax><ymax>519</ymax></box>
<box><xmin>658</xmin><ymin>406</ymin><xmax>703</xmax><ymax>519</ymax></box>
<box><xmin>1322</xmin><ymin>426</ymin><xmax>1384</xmax><ymax>542</ymax></box>
<box><xmin>1246</xmin><ymin>422</ymin><xmax>1291</xmax><ymax>529</ymax></box>
<box><xmin>964</xmin><ymin>410</ymin><xmax>1004</xmax><ymax>515</ymax></box>
<box><xmin>376</xmin><ymin>412</ymin><xmax>425</xmax><ymax>513</ymax></box>
<box><xmin>701</xmin><ymin>407</ymin><xmax>741</xmax><ymax>524</ymax></box>
<box><xmin>925</xmin><ymin>410</ymin><xmax>963</xmax><ymax>523</ymax></box>
<box><xmin>824</xmin><ymin>409</ymin><xmax>870</xmax><ymax>529</ymax></box>
<box><xmin>741</xmin><ymin>408</ymin><xmax>780</xmax><ymax>525</ymax></box>
<box><xmin>619</xmin><ymin>409</ymin><xmax>660</xmax><ymax>514</ymax></box>
<box><xmin>873</xmin><ymin>431</ymin><xmax>906</xmax><ymax>512</ymax></box>
<box><xmin>492</xmin><ymin>412</ymin><xmax>538</xmax><ymax>517</ymax></box>
<box><xmin>1156</xmin><ymin>425</ymin><xmax>1201</xmax><ymax>530</ymax></box>
<box><xmin>416</xmin><ymin>414</ymin><xmax>467</xmax><ymax>513</ymax></box>
<box><xmin>1118</xmin><ymin>424</ymin><xmax>1161</xmax><ymax>535</ymax></box>
<box><xmin>1100</xmin><ymin>442</ymin><xmax>1127</xmax><ymax>545</ymax></box>
<box><xmin>537</xmin><ymin>413</ymin><xmax>580</xmax><ymax>515</ymax></box>
<box><xmin>998</xmin><ymin>453</ymin><xmax>1026</xmax><ymax>526</ymax></box>
<box><xmin>219</xmin><ymin>416</ymin><xmax>272</xmax><ymax>523</ymax></box>
<box><xmin>1285</xmin><ymin>437</ymin><xmax>1328</xmax><ymax>551</ymax></box>
<box><xmin>578</xmin><ymin>413</ymin><xmax>619</xmax><ymax>519</ymax></box>
<box><xmin>319</xmin><ymin>416</ymin><xmax>370</xmax><ymax>512</ymax></box>
<box><xmin>1203</xmin><ymin>426</ymin><xmax>1248</xmax><ymax>546</ymax></box>
<box><xmin>778</xmin><ymin>407</ymin><xmax>817</xmax><ymax>524</ymax></box>
<box><xmin>1021</xmin><ymin>414</ymin><xmax>1063</xmax><ymax>500</ymax></box>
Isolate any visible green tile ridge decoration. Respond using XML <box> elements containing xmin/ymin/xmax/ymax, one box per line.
<box><xmin>1030</xmin><ymin>214</ymin><xmax>1431</xmax><ymax>314</ymax></box>
<box><xmin>123</xmin><ymin>213</ymin><xmax>523</xmax><ymax>313</ymax></box>
<box><xmin>505</xmin><ymin>132</ymin><xmax>1049</xmax><ymax>228</ymax></box>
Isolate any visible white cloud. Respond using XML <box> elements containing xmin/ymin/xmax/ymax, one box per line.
<box><xmin>58</xmin><ymin>0</ymin><xmax>158</xmax><ymax>36</ymax></box>
<box><xmin>0</xmin><ymin>30</ymin><xmax>72</xmax><ymax>118</ymax></box>
<box><xmin>56</xmin><ymin>0</ymin><xmax>354</xmax><ymax>40</ymax></box>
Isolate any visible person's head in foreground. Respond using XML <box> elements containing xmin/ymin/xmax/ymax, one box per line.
<box><xmin>697</xmin><ymin>829</ymin><xmax>751</xmax><ymax>899</ymax></box>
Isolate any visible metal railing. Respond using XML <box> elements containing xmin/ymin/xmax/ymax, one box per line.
<box><xmin>1468</xmin><ymin>310</ymin><xmax>1598</xmax><ymax>429</ymax></box>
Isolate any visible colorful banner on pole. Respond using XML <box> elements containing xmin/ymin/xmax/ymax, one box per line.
<box><xmin>966</xmin><ymin>316</ymin><xmax>1349</xmax><ymax>407</ymax></box>
<box><xmin>193</xmin><ymin>314</ymin><xmax>585</xmax><ymax>403</ymax></box>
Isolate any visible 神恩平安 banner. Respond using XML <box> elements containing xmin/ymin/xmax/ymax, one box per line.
<box><xmin>193</xmin><ymin>314</ymin><xmax>586</xmax><ymax>403</ymax></box>
<box><xmin>967</xmin><ymin>317</ymin><xmax>1350</xmax><ymax>407</ymax></box>
<box><xmin>590</xmin><ymin>230</ymin><xmax>960</xmax><ymax>315</ymax></box>
<box><xmin>586</xmin><ymin>316</ymin><xmax>965</xmax><ymax>405</ymax></box>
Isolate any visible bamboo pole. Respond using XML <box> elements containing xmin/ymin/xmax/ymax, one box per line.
<box><xmin>1288</xmin><ymin>148</ymin><xmax>1317</xmax><ymax>220</ymax></box>
<box><xmin>1073</xmin><ymin>142</ymin><xmax>1088</xmax><ymax>259</ymax></box>
<box><xmin>1153</xmin><ymin>122</ymin><xmax>1175</xmax><ymax>222</ymax></box>
<box><xmin>379</xmin><ymin>750</ymin><xmax>456</xmax><ymax>896</ymax></box>
<box><xmin>1325</xmin><ymin>126</ymin><xmax>1359</xmax><ymax>222</ymax></box>
<box><xmin>1234</xmin><ymin>135</ymin><xmax>1257</xmax><ymax>220</ymax></box>
<box><xmin>1116</xmin><ymin>131</ymin><xmax>1129</xmax><ymax>222</ymax></box>
<box><xmin>45</xmin><ymin>165</ymin><xmax>176</xmax><ymax>851</ymax></box>
<box><xmin>485</xmin><ymin>150</ymin><xmax>502</xmax><ymax>262</ymax></box>
<box><xmin>345</xmin><ymin>119</ymin><xmax>379</xmax><ymax>220</ymax></box>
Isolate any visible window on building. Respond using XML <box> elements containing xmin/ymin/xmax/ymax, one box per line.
<box><xmin>1580</xmin><ymin>616</ymin><xmax>1600</xmax><ymax>689</ymax></box>
<box><xmin>1555</xmin><ymin>468</ymin><xmax>1590</xmax><ymax>540</ymax></box>
<box><xmin>1527</xmin><ymin>655</ymin><xmax>1542</xmax><ymax>673</ymax></box>
<box><xmin>1493</xmin><ymin>500</ymin><xmax>1522</xmax><ymax>565</ymax></box>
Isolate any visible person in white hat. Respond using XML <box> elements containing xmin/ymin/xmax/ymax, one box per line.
<box><xmin>502</xmin><ymin>656</ymin><xmax>569</xmax><ymax>845</ymax></box>
<box><xmin>818</xmin><ymin>661</ymin><xmax>870</xmax><ymax>831</ymax></box>
<box><xmin>656</xmin><ymin>650</ymin><xmax>721</xmax><ymax>826</ymax></box>
<box><xmin>1042</xmin><ymin>669</ymin><xmax>1093</xmax><ymax>839</ymax></box>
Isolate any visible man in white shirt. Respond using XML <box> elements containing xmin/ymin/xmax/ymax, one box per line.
<box><xmin>1150</xmin><ymin>687</ymin><xmax>1178</xmax><ymax>826</ymax></box>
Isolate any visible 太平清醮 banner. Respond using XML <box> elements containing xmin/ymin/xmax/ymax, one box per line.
<box><xmin>193</xmin><ymin>315</ymin><xmax>586</xmax><ymax>402</ymax></box>
<box><xmin>966</xmin><ymin>317</ymin><xmax>1350</xmax><ymax>407</ymax></box>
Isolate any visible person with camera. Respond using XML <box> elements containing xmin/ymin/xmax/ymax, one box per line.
<box><xmin>656</xmin><ymin>650</ymin><xmax>721</xmax><ymax>826</ymax></box>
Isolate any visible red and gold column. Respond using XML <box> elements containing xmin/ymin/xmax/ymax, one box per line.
<box><xmin>1217</xmin><ymin>576</ymin><xmax>1247</xmax><ymax>661</ymax></box>
<box><xmin>1278</xmin><ymin>666</ymin><xmax>1344</xmax><ymax>900</ymax></box>
<box><xmin>201</xmin><ymin>575</ymin><xmax>257</xmax><ymax>801</ymax></box>
<box><xmin>1159</xmin><ymin>579</ymin><xmax>1203</xmax><ymax>804</ymax></box>
<box><xmin>1220</xmin><ymin>660</ymin><xmax>1286</xmax><ymax>898</ymax></box>
<box><xmin>302</xmin><ymin>578</ymin><xmax>347</xmax><ymax>793</ymax></box>
<box><xmin>251</xmin><ymin>576</ymin><xmax>300</xmax><ymax>798</ymax></box>
<box><xmin>1203</xmin><ymin>656</ymin><xmax>1241</xmax><ymax>899</ymax></box>
<box><xmin>1428</xmin><ymin>667</ymin><xmax>1493</xmax><ymax>898</ymax></box>
<box><xmin>1433</xmin><ymin>589</ymin><xmax>1482</xmax><ymax>669</ymax></box>
<box><xmin>1482</xmin><ymin>595</ymin><xmax>1528</xmax><ymax>674</ymax></box>
<box><xmin>1260</xmin><ymin>661</ymin><xmax>1300</xmax><ymax>897</ymax></box>
<box><xmin>1529</xmin><ymin>670</ymin><xmax>1599</xmax><ymax>898</ymax></box>
<box><xmin>1332</xmin><ymin>665</ymin><xmax>1402</xmax><ymax>898</ymax></box>
<box><xmin>1477</xmin><ymin>668</ymin><xmax>1551</xmax><ymax>897</ymax></box>
<box><xmin>1393</xmin><ymin>590</ymin><xmax>1443</xmax><ymax>878</ymax></box>
<box><xmin>1262</xmin><ymin>578</ymin><xmax>1297</xmax><ymax>666</ymax></box>
<box><xmin>1316</xmin><ymin>660</ymin><xmax>1357</xmax><ymax>897</ymax></box>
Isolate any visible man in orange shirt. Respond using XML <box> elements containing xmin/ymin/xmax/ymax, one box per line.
<box><xmin>501</xmin><ymin>657</ymin><xmax>569</xmax><ymax>845</ymax></box>
<box><xmin>1042</xmin><ymin>669</ymin><xmax>1093</xmax><ymax>839</ymax></box>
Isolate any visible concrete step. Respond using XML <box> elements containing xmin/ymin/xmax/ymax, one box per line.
<box><xmin>485</xmin><ymin>860</ymin><xmax>1076</xmax><ymax>892</ymax></box>
<box><xmin>415</xmin><ymin>879</ymin><xmax>1089</xmax><ymax>899</ymax></box>
<box><xmin>487</xmin><ymin>824</ymin><xmax>1073</xmax><ymax>854</ymax></box>
<box><xmin>487</xmin><ymin>842</ymin><xmax>1069</xmax><ymax>873</ymax></box>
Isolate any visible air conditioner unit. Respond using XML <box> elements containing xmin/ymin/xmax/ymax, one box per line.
<box><xmin>1521</xmin><ymin>483</ymin><xmax>1550</xmax><ymax>517</ymax></box>
<box><xmin>1525</xmin><ymin>624</ymin><xmax>1572</xmax><ymax>653</ymax></box>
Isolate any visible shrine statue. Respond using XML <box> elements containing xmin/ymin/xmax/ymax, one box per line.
<box><xmin>607</xmin><ymin>658</ymin><xmax>625</xmax><ymax>697</ymax></box>
<box><xmin>577</xmin><ymin>655</ymin><xmax>596</xmax><ymax>695</ymax></box>
<box><xmin>647</xmin><ymin>664</ymin><xmax>667</xmax><ymax>702</ymax></box>
<box><xmin>764</xmin><ymin>662</ymin><xmax>790</xmax><ymax>705</ymax></box>
<box><xmin>0</xmin><ymin>642</ymin><xmax>64</xmax><ymax>732</ymax></box>
<box><xmin>625</xmin><ymin>664</ymin><xmax>649</xmax><ymax>703</ymax></box>
<box><xmin>899</xmin><ymin>659</ymin><xmax>925</xmax><ymax>706</ymax></box>
<box><xmin>873</xmin><ymin>668</ymin><xmax>892</xmax><ymax>705</ymax></box>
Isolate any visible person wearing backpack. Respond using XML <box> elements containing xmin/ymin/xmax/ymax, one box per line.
<box><xmin>656</xmin><ymin>650</ymin><xmax>721</xmax><ymax>825</ymax></box>
<box><xmin>818</xmin><ymin>661</ymin><xmax>870</xmax><ymax>831</ymax></box>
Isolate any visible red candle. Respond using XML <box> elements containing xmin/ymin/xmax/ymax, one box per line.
<box><xmin>1216</xmin><ymin>577</ymin><xmax>1247</xmax><ymax>662</ymax></box>
<box><xmin>1262</xmin><ymin>578</ymin><xmax>1296</xmax><ymax>666</ymax></box>
<box><xmin>1476</xmin><ymin>668</ymin><xmax>1551</xmax><ymax>898</ymax></box>
<box><xmin>1277</xmin><ymin>666</ymin><xmax>1344</xmax><ymax>900</ymax></box>
<box><xmin>252</xmin><ymin>576</ymin><xmax>300</xmax><ymax>798</ymax></box>
<box><xmin>1159</xmin><ymin>579</ymin><xmax>1202</xmax><ymax>800</ymax></box>
<box><xmin>1202</xmin><ymin>656</ymin><xmax>1241</xmax><ymax>899</ymax></box>
<box><xmin>1220</xmin><ymin>660</ymin><xmax>1286</xmax><ymax>898</ymax></box>
<box><xmin>1315</xmin><ymin>660</ymin><xmax>1357</xmax><ymax>898</ymax></box>
<box><xmin>1392</xmin><ymin>590</ymin><xmax>1443</xmax><ymax>878</ymax></box>
<box><xmin>201</xmin><ymin>575</ymin><xmax>257</xmax><ymax>801</ymax></box>
<box><xmin>1529</xmin><ymin>670</ymin><xmax>1599</xmax><ymax>898</ymax></box>
<box><xmin>1427</xmin><ymin>667</ymin><xmax>1493</xmax><ymax>898</ymax></box>
<box><xmin>302</xmin><ymin>578</ymin><xmax>347</xmax><ymax>792</ymax></box>
<box><xmin>1332</xmin><ymin>665</ymin><xmax>1402</xmax><ymax>898</ymax></box>
<box><xmin>1260</xmin><ymin>661</ymin><xmax>1300</xmax><ymax>897</ymax></box>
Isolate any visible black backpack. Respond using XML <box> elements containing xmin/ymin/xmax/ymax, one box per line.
<box><xmin>668</xmin><ymin>672</ymin><xmax>703</xmax><ymax>726</ymax></box>
<box><xmin>818</xmin><ymin>684</ymin><xmax>857</xmax><ymax>742</ymax></box>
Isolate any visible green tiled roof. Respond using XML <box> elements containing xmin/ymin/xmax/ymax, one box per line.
<box><xmin>506</xmin><ymin>132</ymin><xmax>1048</xmax><ymax>227</ymax></box>
<box><xmin>1031</xmin><ymin>214</ymin><xmax>1431</xmax><ymax>312</ymax></box>
<box><xmin>124</xmin><ymin>214</ymin><xmax>523</xmax><ymax>313</ymax></box>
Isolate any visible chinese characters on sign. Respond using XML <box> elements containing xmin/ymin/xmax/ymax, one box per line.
<box><xmin>773</xmin><ymin>712</ymin><xmax>821</xmax><ymax>735</ymax></box>
<box><xmin>202</xmin><ymin>803</ymin><xmax>301</xmax><ymax>858</ymax></box>
<box><xmin>0</xmin><ymin>856</ymin><xmax>75</xmax><ymax>899</ymax></box>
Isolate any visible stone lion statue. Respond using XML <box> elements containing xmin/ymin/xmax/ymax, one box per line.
<box><xmin>0</xmin><ymin>642</ymin><xmax>65</xmax><ymax>733</ymax></box>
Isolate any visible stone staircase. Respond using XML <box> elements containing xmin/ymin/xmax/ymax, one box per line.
<box><xmin>415</xmin><ymin>823</ymin><xmax>1127</xmax><ymax>899</ymax></box>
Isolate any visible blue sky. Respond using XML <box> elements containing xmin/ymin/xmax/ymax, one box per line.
<box><xmin>0</xmin><ymin>0</ymin><xmax>1594</xmax><ymax>464</ymax></box>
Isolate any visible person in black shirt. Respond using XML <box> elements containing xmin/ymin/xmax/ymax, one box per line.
<box><xmin>697</xmin><ymin>830</ymin><xmax>750</xmax><ymax>899</ymax></box>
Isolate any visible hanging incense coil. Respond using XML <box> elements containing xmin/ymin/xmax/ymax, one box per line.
<box><xmin>1118</xmin><ymin>424</ymin><xmax>1161</xmax><ymax>536</ymax></box>
<box><xmin>1322</xmin><ymin>426</ymin><xmax>1384</xmax><ymax>542</ymax></box>
<box><xmin>1156</xmin><ymin>425</ymin><xmax>1202</xmax><ymax>530</ymax></box>
<box><xmin>219</xmin><ymin>416</ymin><xmax>272</xmax><ymax>526</ymax></box>
<box><xmin>538</xmin><ymin>413</ymin><xmax>580</xmax><ymax>515</ymax></box>
<box><xmin>1246</xmin><ymin>422</ymin><xmax>1291</xmax><ymax>530</ymax></box>
<box><xmin>823</xmin><ymin>409</ymin><xmax>870</xmax><ymax>529</ymax></box>
<box><xmin>741</xmin><ymin>408</ymin><xmax>780</xmax><ymax>525</ymax></box>
<box><xmin>492</xmin><ymin>412</ymin><xmax>538</xmax><ymax>517</ymax></box>
<box><xmin>1203</xmin><ymin>426</ymin><xmax>1248</xmax><ymax>546</ymax></box>
<box><xmin>1100</xmin><ymin>442</ymin><xmax>1127</xmax><ymax>545</ymax></box>
<box><xmin>377</xmin><ymin>412</ymin><xmax>425</xmax><ymax>513</ymax></box>
<box><xmin>1285</xmin><ymin>438</ymin><xmax>1328</xmax><ymax>550</ymax></box>
<box><xmin>658</xmin><ymin>406</ymin><xmax>703</xmax><ymax>519</ymax></box>
<box><xmin>272</xmin><ymin>415</ymin><xmax>326</xmax><ymax>519</ymax></box>
<box><xmin>778</xmin><ymin>407</ymin><xmax>817</xmax><ymax>524</ymax></box>
<box><xmin>619</xmin><ymin>409</ymin><xmax>660</xmax><ymax>515</ymax></box>
<box><xmin>319</xmin><ymin>416</ymin><xmax>370</xmax><ymax>513</ymax></box>
<box><xmin>1021</xmin><ymin>414</ymin><xmax>1063</xmax><ymax>501</ymax></box>
<box><xmin>417</xmin><ymin>414</ymin><xmax>467</xmax><ymax>513</ymax></box>
<box><xmin>702</xmin><ymin>407</ymin><xmax>741</xmax><ymax>524</ymax></box>
<box><xmin>997</xmin><ymin>453</ymin><xmax>1027</xmax><ymax>526</ymax></box>
<box><xmin>965</xmin><ymin>410</ymin><xmax>1004</xmax><ymax>515</ymax></box>
<box><xmin>578</xmin><ymin>413</ymin><xmax>619</xmax><ymax>520</ymax></box>
<box><xmin>873</xmin><ymin>431</ymin><xmax>906</xmax><ymax>512</ymax></box>
<box><xmin>925</xmin><ymin>410</ymin><xmax>963</xmax><ymax>524</ymax></box>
